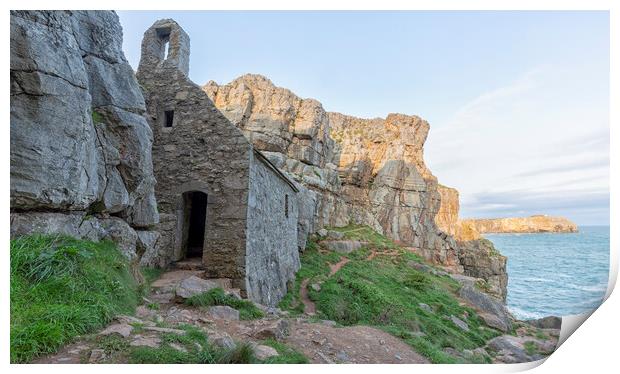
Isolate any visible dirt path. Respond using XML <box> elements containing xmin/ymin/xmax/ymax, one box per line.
<box><xmin>329</xmin><ymin>257</ymin><xmax>350</xmax><ymax>276</ymax></box>
<box><xmin>34</xmin><ymin>268</ymin><xmax>430</xmax><ymax>364</ymax></box>
<box><xmin>300</xmin><ymin>256</ymin><xmax>350</xmax><ymax>316</ymax></box>
<box><xmin>300</xmin><ymin>278</ymin><xmax>316</xmax><ymax>316</ymax></box>
<box><xmin>285</xmin><ymin>322</ymin><xmax>429</xmax><ymax>364</ymax></box>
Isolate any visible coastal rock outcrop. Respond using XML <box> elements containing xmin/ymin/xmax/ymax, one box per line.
<box><xmin>10</xmin><ymin>10</ymin><xmax>158</xmax><ymax>260</ymax></box>
<box><xmin>435</xmin><ymin>186</ymin><xmax>508</xmax><ymax>300</ymax></box>
<box><xmin>461</xmin><ymin>215</ymin><xmax>578</xmax><ymax>233</ymax></box>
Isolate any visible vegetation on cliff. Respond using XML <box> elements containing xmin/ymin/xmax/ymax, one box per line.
<box><xmin>10</xmin><ymin>235</ymin><xmax>141</xmax><ymax>363</ymax></box>
<box><xmin>279</xmin><ymin>225</ymin><xmax>501</xmax><ymax>363</ymax></box>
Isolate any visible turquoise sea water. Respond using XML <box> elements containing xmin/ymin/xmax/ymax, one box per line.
<box><xmin>484</xmin><ymin>226</ymin><xmax>610</xmax><ymax>320</ymax></box>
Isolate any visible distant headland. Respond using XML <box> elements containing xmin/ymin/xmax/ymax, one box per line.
<box><xmin>461</xmin><ymin>215</ymin><xmax>578</xmax><ymax>234</ymax></box>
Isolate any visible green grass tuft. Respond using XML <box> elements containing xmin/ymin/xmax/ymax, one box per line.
<box><xmin>91</xmin><ymin>110</ymin><xmax>104</xmax><ymax>124</ymax></box>
<box><xmin>129</xmin><ymin>324</ymin><xmax>259</xmax><ymax>364</ymax></box>
<box><xmin>10</xmin><ymin>235</ymin><xmax>140</xmax><ymax>363</ymax></box>
<box><xmin>185</xmin><ymin>288</ymin><xmax>264</xmax><ymax>320</ymax></box>
<box><xmin>524</xmin><ymin>341</ymin><xmax>538</xmax><ymax>356</ymax></box>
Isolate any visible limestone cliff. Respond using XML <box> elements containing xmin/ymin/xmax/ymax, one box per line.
<box><xmin>461</xmin><ymin>216</ymin><xmax>578</xmax><ymax>233</ymax></box>
<box><xmin>10</xmin><ymin>10</ymin><xmax>159</xmax><ymax>262</ymax></box>
<box><xmin>204</xmin><ymin>74</ymin><xmax>463</xmax><ymax>273</ymax></box>
<box><xmin>436</xmin><ymin>185</ymin><xmax>507</xmax><ymax>300</ymax></box>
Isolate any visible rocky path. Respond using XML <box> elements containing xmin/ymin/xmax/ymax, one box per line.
<box><xmin>287</xmin><ymin>322</ymin><xmax>429</xmax><ymax>364</ymax></box>
<box><xmin>299</xmin><ymin>278</ymin><xmax>316</xmax><ymax>315</ymax></box>
<box><xmin>299</xmin><ymin>256</ymin><xmax>350</xmax><ymax>316</ymax></box>
<box><xmin>34</xmin><ymin>268</ymin><xmax>429</xmax><ymax>364</ymax></box>
<box><xmin>328</xmin><ymin>257</ymin><xmax>350</xmax><ymax>276</ymax></box>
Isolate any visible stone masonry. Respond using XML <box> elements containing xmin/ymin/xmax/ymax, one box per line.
<box><xmin>136</xmin><ymin>19</ymin><xmax>300</xmax><ymax>305</ymax></box>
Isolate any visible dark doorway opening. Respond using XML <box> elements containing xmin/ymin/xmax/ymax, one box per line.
<box><xmin>184</xmin><ymin>191</ymin><xmax>207</xmax><ymax>258</ymax></box>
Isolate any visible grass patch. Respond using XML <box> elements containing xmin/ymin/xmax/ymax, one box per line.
<box><xmin>129</xmin><ymin>324</ymin><xmax>257</xmax><ymax>364</ymax></box>
<box><xmin>91</xmin><ymin>110</ymin><xmax>104</xmax><ymax>124</ymax></box>
<box><xmin>185</xmin><ymin>288</ymin><xmax>264</xmax><ymax>320</ymax></box>
<box><xmin>10</xmin><ymin>235</ymin><xmax>140</xmax><ymax>363</ymax></box>
<box><xmin>524</xmin><ymin>341</ymin><xmax>538</xmax><ymax>356</ymax></box>
<box><xmin>141</xmin><ymin>267</ymin><xmax>164</xmax><ymax>284</ymax></box>
<box><xmin>535</xmin><ymin>330</ymin><xmax>548</xmax><ymax>340</ymax></box>
<box><xmin>147</xmin><ymin>303</ymin><xmax>160</xmax><ymax>310</ymax></box>
<box><xmin>279</xmin><ymin>225</ymin><xmax>500</xmax><ymax>363</ymax></box>
<box><xmin>97</xmin><ymin>334</ymin><xmax>130</xmax><ymax>355</ymax></box>
<box><xmin>330</xmin><ymin>224</ymin><xmax>399</xmax><ymax>249</ymax></box>
<box><xmin>260</xmin><ymin>338</ymin><xmax>309</xmax><ymax>364</ymax></box>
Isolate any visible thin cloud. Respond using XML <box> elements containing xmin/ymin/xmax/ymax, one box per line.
<box><xmin>513</xmin><ymin>158</ymin><xmax>609</xmax><ymax>178</ymax></box>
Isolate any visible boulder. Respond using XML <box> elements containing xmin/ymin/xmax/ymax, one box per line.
<box><xmin>175</xmin><ymin>276</ymin><xmax>219</xmax><ymax>299</ymax></box>
<box><xmin>450</xmin><ymin>315</ymin><xmax>469</xmax><ymax>331</ymax></box>
<box><xmin>323</xmin><ymin>240</ymin><xmax>365</xmax><ymax>254</ymax></box>
<box><xmin>99</xmin><ymin>323</ymin><xmax>133</xmax><ymax>338</ymax></box>
<box><xmin>418</xmin><ymin>303</ymin><xmax>433</xmax><ymax>313</ymax></box>
<box><xmin>136</xmin><ymin>230</ymin><xmax>162</xmax><ymax>267</ymax></box>
<box><xmin>252</xmin><ymin>319</ymin><xmax>290</xmax><ymax>341</ymax></box>
<box><xmin>486</xmin><ymin>335</ymin><xmax>529</xmax><ymax>363</ymax></box>
<box><xmin>211</xmin><ymin>334</ymin><xmax>236</xmax><ymax>350</ymax></box>
<box><xmin>459</xmin><ymin>285</ymin><xmax>512</xmax><ymax>332</ymax></box>
<box><xmin>479</xmin><ymin>313</ymin><xmax>509</xmax><ymax>333</ymax></box>
<box><xmin>526</xmin><ymin>316</ymin><xmax>561</xmax><ymax>330</ymax></box>
<box><xmin>130</xmin><ymin>335</ymin><xmax>161</xmax><ymax>348</ymax></box>
<box><xmin>326</xmin><ymin>230</ymin><xmax>345</xmax><ymax>240</ymax></box>
<box><xmin>253</xmin><ymin>344</ymin><xmax>279</xmax><ymax>360</ymax></box>
<box><xmin>208</xmin><ymin>306</ymin><xmax>240</xmax><ymax>320</ymax></box>
<box><xmin>449</xmin><ymin>273</ymin><xmax>479</xmax><ymax>287</ymax></box>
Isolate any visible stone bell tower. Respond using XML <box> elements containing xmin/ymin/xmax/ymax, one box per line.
<box><xmin>137</xmin><ymin>19</ymin><xmax>190</xmax><ymax>77</ymax></box>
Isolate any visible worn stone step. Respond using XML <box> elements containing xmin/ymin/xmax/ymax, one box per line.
<box><xmin>173</xmin><ymin>258</ymin><xmax>205</xmax><ymax>271</ymax></box>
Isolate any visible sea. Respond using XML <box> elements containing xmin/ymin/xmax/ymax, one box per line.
<box><xmin>484</xmin><ymin>226</ymin><xmax>610</xmax><ymax>320</ymax></box>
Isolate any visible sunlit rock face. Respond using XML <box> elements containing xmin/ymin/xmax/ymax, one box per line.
<box><xmin>461</xmin><ymin>216</ymin><xmax>578</xmax><ymax>234</ymax></box>
<box><xmin>205</xmin><ymin>75</ymin><xmax>470</xmax><ymax>276</ymax></box>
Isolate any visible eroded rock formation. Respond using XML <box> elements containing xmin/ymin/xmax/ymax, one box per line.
<box><xmin>436</xmin><ymin>185</ymin><xmax>508</xmax><ymax>300</ymax></box>
<box><xmin>204</xmin><ymin>74</ymin><xmax>509</xmax><ymax>298</ymax></box>
<box><xmin>204</xmin><ymin>75</ymin><xmax>463</xmax><ymax>274</ymax></box>
<box><xmin>10</xmin><ymin>10</ymin><xmax>158</xmax><ymax>260</ymax></box>
<box><xmin>462</xmin><ymin>215</ymin><xmax>578</xmax><ymax>233</ymax></box>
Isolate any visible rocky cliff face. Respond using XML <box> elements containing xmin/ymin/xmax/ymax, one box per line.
<box><xmin>204</xmin><ymin>74</ymin><xmax>463</xmax><ymax>273</ymax></box>
<box><xmin>462</xmin><ymin>216</ymin><xmax>578</xmax><ymax>233</ymax></box>
<box><xmin>435</xmin><ymin>185</ymin><xmax>508</xmax><ymax>300</ymax></box>
<box><xmin>10</xmin><ymin>10</ymin><xmax>159</xmax><ymax>261</ymax></box>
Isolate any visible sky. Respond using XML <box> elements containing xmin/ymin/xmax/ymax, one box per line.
<box><xmin>118</xmin><ymin>11</ymin><xmax>609</xmax><ymax>225</ymax></box>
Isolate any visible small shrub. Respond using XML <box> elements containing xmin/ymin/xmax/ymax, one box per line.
<box><xmin>215</xmin><ymin>342</ymin><xmax>256</xmax><ymax>364</ymax></box>
<box><xmin>147</xmin><ymin>303</ymin><xmax>160</xmax><ymax>310</ymax></box>
<box><xmin>404</xmin><ymin>272</ymin><xmax>431</xmax><ymax>291</ymax></box>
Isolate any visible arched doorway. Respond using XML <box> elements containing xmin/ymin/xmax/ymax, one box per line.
<box><xmin>182</xmin><ymin>191</ymin><xmax>208</xmax><ymax>259</ymax></box>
